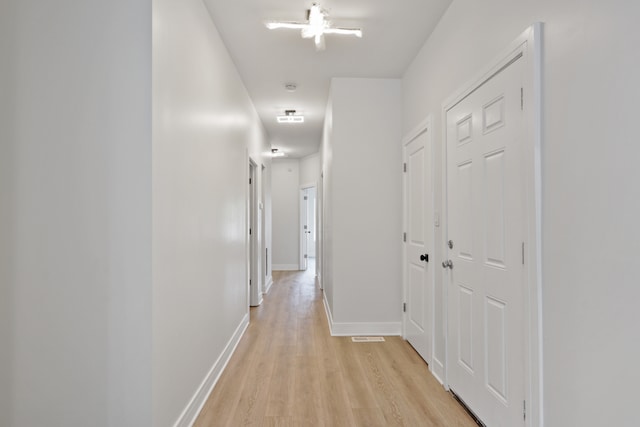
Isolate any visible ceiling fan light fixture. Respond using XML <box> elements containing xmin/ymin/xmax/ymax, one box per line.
<box><xmin>277</xmin><ymin>110</ymin><xmax>304</xmax><ymax>123</ymax></box>
<box><xmin>265</xmin><ymin>2</ymin><xmax>362</xmax><ymax>51</ymax></box>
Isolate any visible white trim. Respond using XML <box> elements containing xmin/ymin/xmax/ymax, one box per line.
<box><xmin>173</xmin><ymin>313</ymin><xmax>250</xmax><ymax>427</ymax></box>
<box><xmin>263</xmin><ymin>276</ymin><xmax>274</xmax><ymax>295</ymax></box>
<box><xmin>329</xmin><ymin>322</ymin><xmax>402</xmax><ymax>337</ymax></box>
<box><xmin>441</xmin><ymin>23</ymin><xmax>543</xmax><ymax>427</ymax></box>
<box><xmin>272</xmin><ymin>264</ymin><xmax>299</xmax><ymax>271</ymax></box>
<box><xmin>322</xmin><ymin>294</ymin><xmax>401</xmax><ymax>336</ymax></box>
<box><xmin>431</xmin><ymin>356</ymin><xmax>445</xmax><ymax>385</ymax></box>
<box><xmin>322</xmin><ymin>292</ymin><xmax>334</xmax><ymax>334</ymax></box>
<box><xmin>403</xmin><ymin>115</ymin><xmax>432</xmax><ymax>146</ymax></box>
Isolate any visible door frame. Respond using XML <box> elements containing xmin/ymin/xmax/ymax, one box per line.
<box><xmin>402</xmin><ymin>116</ymin><xmax>435</xmax><ymax>369</ymax></box>
<box><xmin>441</xmin><ymin>23</ymin><xmax>542</xmax><ymax>426</ymax></box>
<box><xmin>248</xmin><ymin>158</ymin><xmax>262</xmax><ymax>307</ymax></box>
<box><xmin>299</xmin><ymin>183</ymin><xmax>317</xmax><ymax>271</ymax></box>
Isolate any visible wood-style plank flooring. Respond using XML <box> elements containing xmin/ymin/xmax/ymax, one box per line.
<box><xmin>195</xmin><ymin>266</ymin><xmax>477</xmax><ymax>427</ymax></box>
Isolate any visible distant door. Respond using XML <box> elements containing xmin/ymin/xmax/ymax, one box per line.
<box><xmin>249</xmin><ymin>160</ymin><xmax>261</xmax><ymax>306</ymax></box>
<box><xmin>307</xmin><ymin>187</ymin><xmax>316</xmax><ymax>258</ymax></box>
<box><xmin>404</xmin><ymin>127</ymin><xmax>433</xmax><ymax>365</ymax></box>
<box><xmin>445</xmin><ymin>53</ymin><xmax>525</xmax><ymax>425</ymax></box>
<box><xmin>299</xmin><ymin>187</ymin><xmax>309</xmax><ymax>270</ymax></box>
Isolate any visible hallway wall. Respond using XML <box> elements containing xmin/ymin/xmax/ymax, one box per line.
<box><xmin>1</xmin><ymin>0</ymin><xmax>273</xmax><ymax>425</ymax></box>
<box><xmin>153</xmin><ymin>0</ymin><xmax>272</xmax><ymax>425</ymax></box>
<box><xmin>0</xmin><ymin>1</ymin><xmax>152</xmax><ymax>426</ymax></box>
<box><xmin>0</xmin><ymin>3</ymin><xmax>13</xmax><ymax>422</ymax></box>
<box><xmin>403</xmin><ymin>0</ymin><xmax>640</xmax><ymax>425</ymax></box>
<box><xmin>322</xmin><ymin>78</ymin><xmax>403</xmax><ymax>334</ymax></box>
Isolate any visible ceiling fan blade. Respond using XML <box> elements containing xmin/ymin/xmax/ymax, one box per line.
<box><xmin>323</xmin><ymin>27</ymin><xmax>363</xmax><ymax>37</ymax></box>
<box><xmin>301</xmin><ymin>26</ymin><xmax>315</xmax><ymax>39</ymax></box>
<box><xmin>266</xmin><ymin>22</ymin><xmax>309</xmax><ymax>30</ymax></box>
<box><xmin>315</xmin><ymin>34</ymin><xmax>326</xmax><ymax>51</ymax></box>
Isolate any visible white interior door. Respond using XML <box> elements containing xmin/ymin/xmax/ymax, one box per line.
<box><xmin>404</xmin><ymin>127</ymin><xmax>433</xmax><ymax>365</ymax></box>
<box><xmin>249</xmin><ymin>160</ymin><xmax>261</xmax><ymax>306</ymax></box>
<box><xmin>445</xmin><ymin>55</ymin><xmax>526</xmax><ymax>426</ymax></box>
<box><xmin>307</xmin><ymin>187</ymin><xmax>316</xmax><ymax>258</ymax></box>
<box><xmin>299</xmin><ymin>188</ymin><xmax>308</xmax><ymax>270</ymax></box>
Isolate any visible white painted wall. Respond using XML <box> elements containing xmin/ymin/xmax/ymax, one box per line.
<box><xmin>300</xmin><ymin>152</ymin><xmax>321</xmax><ymax>187</ymax></box>
<box><xmin>0</xmin><ymin>4</ymin><xmax>13</xmax><ymax>424</ymax></box>
<box><xmin>320</xmin><ymin>99</ymin><xmax>334</xmax><ymax>306</ymax></box>
<box><xmin>271</xmin><ymin>159</ymin><xmax>301</xmax><ymax>269</ymax></box>
<box><xmin>1</xmin><ymin>1</ymin><xmax>152</xmax><ymax>426</ymax></box>
<box><xmin>1</xmin><ymin>0</ymin><xmax>273</xmax><ymax>425</ymax></box>
<box><xmin>152</xmin><ymin>0</ymin><xmax>271</xmax><ymax>425</ymax></box>
<box><xmin>322</xmin><ymin>78</ymin><xmax>403</xmax><ymax>332</ymax></box>
<box><xmin>403</xmin><ymin>1</ymin><xmax>640</xmax><ymax>425</ymax></box>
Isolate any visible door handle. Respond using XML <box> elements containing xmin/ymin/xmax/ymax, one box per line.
<box><xmin>420</xmin><ymin>254</ymin><xmax>429</xmax><ymax>262</ymax></box>
<box><xmin>442</xmin><ymin>260</ymin><xmax>453</xmax><ymax>269</ymax></box>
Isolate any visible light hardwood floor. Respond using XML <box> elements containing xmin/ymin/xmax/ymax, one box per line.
<box><xmin>194</xmin><ymin>267</ymin><xmax>477</xmax><ymax>427</ymax></box>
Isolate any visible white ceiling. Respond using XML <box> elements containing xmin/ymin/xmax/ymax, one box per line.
<box><xmin>203</xmin><ymin>0</ymin><xmax>453</xmax><ymax>158</ymax></box>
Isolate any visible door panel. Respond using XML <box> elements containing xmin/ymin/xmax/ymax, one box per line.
<box><xmin>446</xmin><ymin>55</ymin><xmax>525</xmax><ymax>426</ymax></box>
<box><xmin>404</xmin><ymin>128</ymin><xmax>432</xmax><ymax>364</ymax></box>
<box><xmin>300</xmin><ymin>189</ymin><xmax>308</xmax><ymax>270</ymax></box>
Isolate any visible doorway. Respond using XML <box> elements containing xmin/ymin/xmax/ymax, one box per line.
<box><xmin>442</xmin><ymin>25</ymin><xmax>541</xmax><ymax>426</ymax></box>
<box><xmin>299</xmin><ymin>185</ymin><xmax>317</xmax><ymax>272</ymax></box>
<box><xmin>403</xmin><ymin>120</ymin><xmax>434</xmax><ymax>370</ymax></box>
<box><xmin>249</xmin><ymin>159</ymin><xmax>261</xmax><ymax>306</ymax></box>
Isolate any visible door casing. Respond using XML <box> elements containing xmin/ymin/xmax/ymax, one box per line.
<box><xmin>441</xmin><ymin>23</ymin><xmax>542</xmax><ymax>427</ymax></box>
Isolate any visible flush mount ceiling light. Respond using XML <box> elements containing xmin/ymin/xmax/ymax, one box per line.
<box><xmin>271</xmin><ymin>148</ymin><xmax>285</xmax><ymax>157</ymax></box>
<box><xmin>266</xmin><ymin>3</ymin><xmax>362</xmax><ymax>51</ymax></box>
<box><xmin>277</xmin><ymin>110</ymin><xmax>304</xmax><ymax>123</ymax></box>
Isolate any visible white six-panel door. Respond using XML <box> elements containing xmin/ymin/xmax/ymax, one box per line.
<box><xmin>404</xmin><ymin>127</ymin><xmax>433</xmax><ymax>365</ymax></box>
<box><xmin>445</xmin><ymin>54</ymin><xmax>526</xmax><ymax>426</ymax></box>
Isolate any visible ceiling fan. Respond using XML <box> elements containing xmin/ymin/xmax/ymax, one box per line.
<box><xmin>266</xmin><ymin>3</ymin><xmax>363</xmax><ymax>51</ymax></box>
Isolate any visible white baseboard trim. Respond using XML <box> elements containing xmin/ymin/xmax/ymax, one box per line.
<box><xmin>173</xmin><ymin>313</ymin><xmax>250</xmax><ymax>427</ymax></box>
<box><xmin>431</xmin><ymin>356</ymin><xmax>445</xmax><ymax>386</ymax></box>
<box><xmin>321</xmin><ymin>293</ymin><xmax>401</xmax><ymax>337</ymax></box>
<box><xmin>263</xmin><ymin>276</ymin><xmax>273</xmax><ymax>294</ymax></box>
<box><xmin>272</xmin><ymin>264</ymin><xmax>299</xmax><ymax>271</ymax></box>
<box><xmin>322</xmin><ymin>292</ymin><xmax>334</xmax><ymax>334</ymax></box>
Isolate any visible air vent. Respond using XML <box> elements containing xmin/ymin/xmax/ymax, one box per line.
<box><xmin>351</xmin><ymin>337</ymin><xmax>386</xmax><ymax>343</ymax></box>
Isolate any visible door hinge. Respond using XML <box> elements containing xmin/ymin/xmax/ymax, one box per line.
<box><xmin>249</xmin><ymin>228</ymin><xmax>252</xmax><ymax>235</ymax></box>
<box><xmin>249</xmin><ymin>178</ymin><xmax>252</xmax><ymax>184</ymax></box>
<box><xmin>523</xmin><ymin>400</ymin><xmax>526</xmax><ymax>421</ymax></box>
<box><xmin>522</xmin><ymin>242</ymin><xmax>525</xmax><ymax>264</ymax></box>
<box><xmin>403</xmin><ymin>302</ymin><xmax>406</xmax><ymax>313</ymax></box>
<box><xmin>250</xmin><ymin>279</ymin><xmax>252</xmax><ymax>286</ymax></box>
<box><xmin>403</xmin><ymin>162</ymin><xmax>407</xmax><ymax>173</ymax></box>
<box><xmin>304</xmin><ymin>196</ymin><xmax>308</xmax><ymax>200</ymax></box>
<box><xmin>403</xmin><ymin>232</ymin><xmax>407</xmax><ymax>242</ymax></box>
<box><xmin>521</xmin><ymin>87</ymin><xmax>524</xmax><ymax>110</ymax></box>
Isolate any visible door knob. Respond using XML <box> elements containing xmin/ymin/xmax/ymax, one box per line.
<box><xmin>420</xmin><ymin>254</ymin><xmax>429</xmax><ymax>262</ymax></box>
<box><xmin>442</xmin><ymin>260</ymin><xmax>453</xmax><ymax>269</ymax></box>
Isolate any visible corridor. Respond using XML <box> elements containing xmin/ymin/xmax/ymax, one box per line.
<box><xmin>194</xmin><ymin>268</ymin><xmax>476</xmax><ymax>426</ymax></box>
